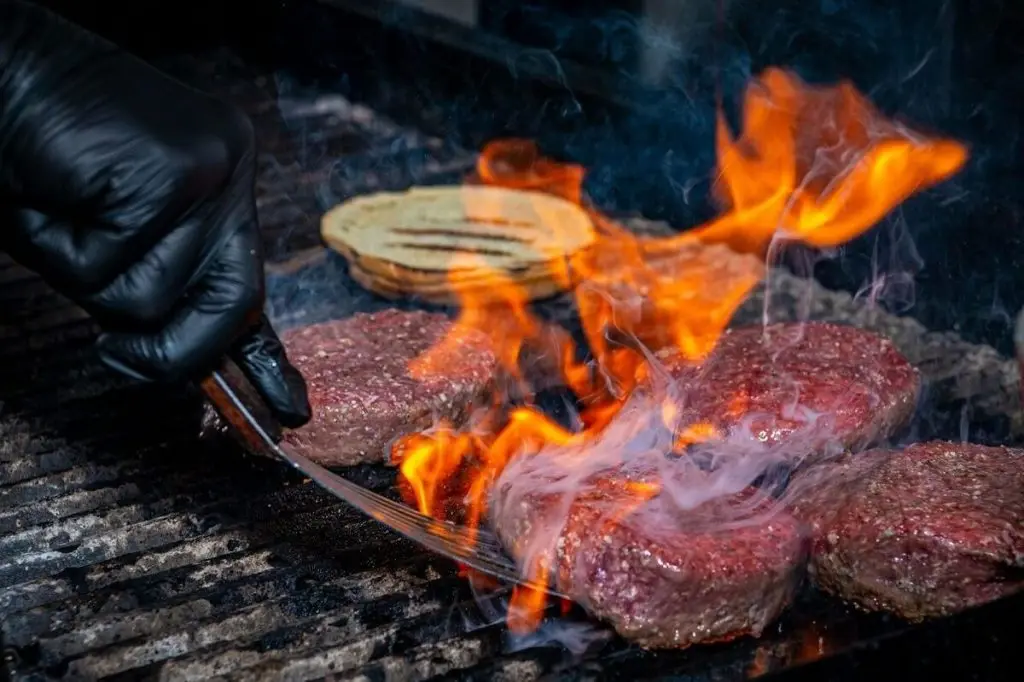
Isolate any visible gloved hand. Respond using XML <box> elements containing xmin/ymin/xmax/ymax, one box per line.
<box><xmin>0</xmin><ymin>0</ymin><xmax>311</xmax><ymax>428</ymax></box>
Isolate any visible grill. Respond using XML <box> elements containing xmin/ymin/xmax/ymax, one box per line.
<box><xmin>2</xmin><ymin>2</ymin><xmax>1024</xmax><ymax>680</ymax></box>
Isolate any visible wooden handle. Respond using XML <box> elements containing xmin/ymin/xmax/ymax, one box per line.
<box><xmin>199</xmin><ymin>357</ymin><xmax>283</xmax><ymax>459</ymax></box>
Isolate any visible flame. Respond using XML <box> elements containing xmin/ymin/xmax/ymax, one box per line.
<box><xmin>671</xmin><ymin>67</ymin><xmax>967</xmax><ymax>255</ymax></box>
<box><xmin>748</xmin><ymin>621</ymin><xmax>834</xmax><ymax>676</ymax></box>
<box><xmin>394</xmin><ymin>69</ymin><xmax>967</xmax><ymax>633</ymax></box>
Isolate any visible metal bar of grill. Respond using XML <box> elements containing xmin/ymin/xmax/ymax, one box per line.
<box><xmin>0</xmin><ymin>46</ymin><xmax>1022</xmax><ymax>682</ymax></box>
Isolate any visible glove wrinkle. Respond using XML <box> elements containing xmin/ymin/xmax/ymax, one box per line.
<box><xmin>82</xmin><ymin>217</ymin><xmax>203</xmax><ymax>323</ymax></box>
<box><xmin>95</xmin><ymin>218</ymin><xmax>262</xmax><ymax>382</ymax></box>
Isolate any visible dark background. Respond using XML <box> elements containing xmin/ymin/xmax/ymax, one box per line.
<box><xmin>32</xmin><ymin>0</ymin><xmax>1024</xmax><ymax>355</ymax></box>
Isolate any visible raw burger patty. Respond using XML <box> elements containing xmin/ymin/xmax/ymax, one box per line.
<box><xmin>281</xmin><ymin>310</ymin><xmax>497</xmax><ymax>466</ymax></box>
<box><xmin>491</xmin><ymin>469</ymin><xmax>807</xmax><ymax>648</ymax></box>
<box><xmin>789</xmin><ymin>441</ymin><xmax>1024</xmax><ymax>620</ymax></box>
<box><xmin>663</xmin><ymin>322</ymin><xmax>919</xmax><ymax>458</ymax></box>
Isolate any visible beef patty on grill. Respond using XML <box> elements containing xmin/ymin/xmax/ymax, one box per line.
<box><xmin>788</xmin><ymin>441</ymin><xmax>1024</xmax><ymax>620</ymax></box>
<box><xmin>282</xmin><ymin>310</ymin><xmax>497</xmax><ymax>466</ymax></box>
<box><xmin>661</xmin><ymin>322</ymin><xmax>920</xmax><ymax>461</ymax></box>
<box><xmin>491</xmin><ymin>469</ymin><xmax>807</xmax><ymax>648</ymax></box>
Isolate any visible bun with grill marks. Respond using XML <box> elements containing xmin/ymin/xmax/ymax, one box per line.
<box><xmin>320</xmin><ymin>186</ymin><xmax>597</xmax><ymax>305</ymax></box>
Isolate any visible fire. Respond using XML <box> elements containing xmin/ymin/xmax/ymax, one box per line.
<box><xmin>748</xmin><ymin>621</ymin><xmax>834</xmax><ymax>676</ymax></box>
<box><xmin>675</xmin><ymin>67</ymin><xmax>967</xmax><ymax>255</ymax></box>
<box><xmin>395</xmin><ymin>69</ymin><xmax>967</xmax><ymax>632</ymax></box>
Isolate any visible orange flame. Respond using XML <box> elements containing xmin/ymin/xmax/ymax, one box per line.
<box><xmin>394</xmin><ymin>68</ymin><xmax>967</xmax><ymax>632</ymax></box>
<box><xmin>676</xmin><ymin>67</ymin><xmax>967</xmax><ymax>255</ymax></box>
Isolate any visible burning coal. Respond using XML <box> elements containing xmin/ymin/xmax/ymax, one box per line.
<box><xmin>393</xmin><ymin>68</ymin><xmax>967</xmax><ymax>635</ymax></box>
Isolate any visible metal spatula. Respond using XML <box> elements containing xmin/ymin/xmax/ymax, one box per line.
<box><xmin>200</xmin><ymin>357</ymin><xmax>565</xmax><ymax>598</ymax></box>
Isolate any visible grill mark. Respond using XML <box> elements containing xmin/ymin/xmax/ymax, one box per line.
<box><xmin>389</xmin><ymin>227</ymin><xmax>534</xmax><ymax>244</ymax></box>
<box><xmin>463</xmin><ymin>216</ymin><xmax>537</xmax><ymax>229</ymax></box>
<box><xmin>386</xmin><ymin>243</ymin><xmax>519</xmax><ymax>259</ymax></box>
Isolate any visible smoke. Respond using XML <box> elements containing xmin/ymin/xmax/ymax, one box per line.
<box><xmin>488</xmin><ymin>315</ymin><xmax>908</xmax><ymax>595</ymax></box>
<box><xmin>457</xmin><ymin>578</ymin><xmax>611</xmax><ymax>657</ymax></box>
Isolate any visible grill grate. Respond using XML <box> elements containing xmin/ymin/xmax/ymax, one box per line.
<box><xmin>0</xmin><ymin>49</ymin><xmax>1021</xmax><ymax>681</ymax></box>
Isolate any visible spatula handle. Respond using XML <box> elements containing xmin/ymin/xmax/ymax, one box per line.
<box><xmin>199</xmin><ymin>356</ymin><xmax>283</xmax><ymax>458</ymax></box>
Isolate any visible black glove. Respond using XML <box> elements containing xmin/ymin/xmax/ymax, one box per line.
<box><xmin>0</xmin><ymin>1</ymin><xmax>310</xmax><ymax>428</ymax></box>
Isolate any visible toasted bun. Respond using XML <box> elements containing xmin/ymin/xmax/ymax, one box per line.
<box><xmin>321</xmin><ymin>186</ymin><xmax>596</xmax><ymax>303</ymax></box>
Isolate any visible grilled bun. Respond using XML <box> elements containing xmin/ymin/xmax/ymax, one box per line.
<box><xmin>321</xmin><ymin>186</ymin><xmax>596</xmax><ymax>304</ymax></box>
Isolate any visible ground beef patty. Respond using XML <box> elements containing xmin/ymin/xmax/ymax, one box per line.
<box><xmin>788</xmin><ymin>441</ymin><xmax>1024</xmax><ymax>620</ymax></box>
<box><xmin>491</xmin><ymin>467</ymin><xmax>807</xmax><ymax>648</ymax></box>
<box><xmin>662</xmin><ymin>322</ymin><xmax>919</xmax><ymax>460</ymax></box>
<box><xmin>281</xmin><ymin>310</ymin><xmax>497</xmax><ymax>466</ymax></box>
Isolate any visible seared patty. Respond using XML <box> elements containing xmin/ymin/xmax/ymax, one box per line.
<box><xmin>491</xmin><ymin>465</ymin><xmax>807</xmax><ymax>648</ymax></box>
<box><xmin>662</xmin><ymin>322</ymin><xmax>919</xmax><ymax>461</ymax></box>
<box><xmin>282</xmin><ymin>310</ymin><xmax>497</xmax><ymax>466</ymax></box>
<box><xmin>788</xmin><ymin>441</ymin><xmax>1024</xmax><ymax>620</ymax></box>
